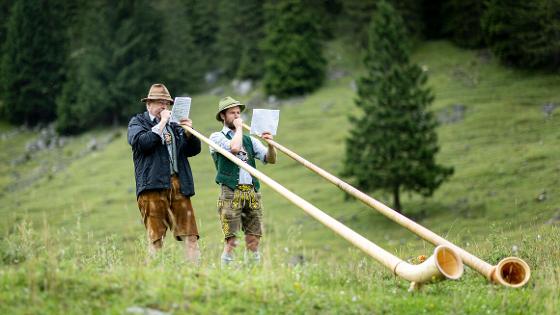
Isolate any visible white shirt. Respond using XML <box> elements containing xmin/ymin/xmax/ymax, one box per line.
<box><xmin>209</xmin><ymin>126</ymin><xmax>268</xmax><ymax>185</ymax></box>
<box><xmin>149</xmin><ymin>113</ymin><xmax>165</xmax><ymax>142</ymax></box>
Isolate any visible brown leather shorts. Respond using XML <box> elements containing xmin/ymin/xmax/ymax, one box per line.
<box><xmin>137</xmin><ymin>175</ymin><xmax>199</xmax><ymax>243</ymax></box>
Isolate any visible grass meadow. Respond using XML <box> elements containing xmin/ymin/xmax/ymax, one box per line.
<box><xmin>1</xmin><ymin>41</ymin><xmax>559</xmax><ymax>314</ymax></box>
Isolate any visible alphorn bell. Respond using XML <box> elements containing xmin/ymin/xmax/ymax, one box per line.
<box><xmin>243</xmin><ymin>123</ymin><xmax>530</xmax><ymax>288</ymax></box>
<box><xmin>182</xmin><ymin>125</ymin><xmax>464</xmax><ymax>290</ymax></box>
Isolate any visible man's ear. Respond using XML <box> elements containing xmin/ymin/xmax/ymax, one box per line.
<box><xmin>220</xmin><ymin>112</ymin><xmax>225</xmax><ymax>121</ymax></box>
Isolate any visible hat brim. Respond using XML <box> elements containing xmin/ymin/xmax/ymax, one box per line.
<box><xmin>216</xmin><ymin>103</ymin><xmax>246</xmax><ymax>121</ymax></box>
<box><xmin>141</xmin><ymin>96</ymin><xmax>174</xmax><ymax>104</ymax></box>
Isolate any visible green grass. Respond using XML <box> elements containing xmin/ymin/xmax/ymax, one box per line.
<box><xmin>1</xmin><ymin>41</ymin><xmax>559</xmax><ymax>314</ymax></box>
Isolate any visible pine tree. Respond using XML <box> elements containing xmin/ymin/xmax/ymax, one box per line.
<box><xmin>0</xmin><ymin>0</ymin><xmax>14</xmax><ymax>114</ymax></box>
<box><xmin>216</xmin><ymin>0</ymin><xmax>265</xmax><ymax>80</ymax></box>
<box><xmin>57</xmin><ymin>1</ymin><xmax>114</xmax><ymax>133</ymax></box>
<box><xmin>442</xmin><ymin>0</ymin><xmax>485</xmax><ymax>48</ymax></box>
<box><xmin>0</xmin><ymin>1</ymin><xmax>14</xmax><ymax>50</ymax></box>
<box><xmin>342</xmin><ymin>0</ymin><xmax>424</xmax><ymax>47</ymax></box>
<box><xmin>1</xmin><ymin>0</ymin><xmax>67</xmax><ymax>125</ymax></box>
<box><xmin>56</xmin><ymin>0</ymin><xmax>162</xmax><ymax>134</ymax></box>
<box><xmin>216</xmin><ymin>0</ymin><xmax>243</xmax><ymax>79</ymax></box>
<box><xmin>185</xmin><ymin>0</ymin><xmax>220</xmax><ymax>77</ymax></box>
<box><xmin>158</xmin><ymin>0</ymin><xmax>203</xmax><ymax>96</ymax></box>
<box><xmin>263</xmin><ymin>0</ymin><xmax>326</xmax><ymax>97</ymax></box>
<box><xmin>343</xmin><ymin>1</ymin><xmax>453</xmax><ymax>212</ymax></box>
<box><xmin>482</xmin><ymin>0</ymin><xmax>560</xmax><ymax>69</ymax></box>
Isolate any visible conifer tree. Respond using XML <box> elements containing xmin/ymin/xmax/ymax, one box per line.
<box><xmin>158</xmin><ymin>0</ymin><xmax>203</xmax><ymax>96</ymax></box>
<box><xmin>216</xmin><ymin>0</ymin><xmax>244</xmax><ymax>79</ymax></box>
<box><xmin>235</xmin><ymin>0</ymin><xmax>265</xmax><ymax>80</ymax></box>
<box><xmin>216</xmin><ymin>0</ymin><xmax>265</xmax><ymax>80</ymax></box>
<box><xmin>0</xmin><ymin>1</ymin><xmax>14</xmax><ymax>50</ymax></box>
<box><xmin>1</xmin><ymin>0</ymin><xmax>67</xmax><ymax>125</ymax></box>
<box><xmin>442</xmin><ymin>0</ymin><xmax>485</xmax><ymax>48</ymax></box>
<box><xmin>343</xmin><ymin>1</ymin><xmax>453</xmax><ymax>212</ymax></box>
<box><xmin>342</xmin><ymin>0</ymin><xmax>423</xmax><ymax>47</ymax></box>
<box><xmin>185</xmin><ymin>0</ymin><xmax>219</xmax><ymax>76</ymax></box>
<box><xmin>263</xmin><ymin>0</ymin><xmax>326</xmax><ymax>97</ymax></box>
<box><xmin>56</xmin><ymin>0</ymin><xmax>162</xmax><ymax>133</ymax></box>
<box><xmin>482</xmin><ymin>0</ymin><xmax>560</xmax><ymax>69</ymax></box>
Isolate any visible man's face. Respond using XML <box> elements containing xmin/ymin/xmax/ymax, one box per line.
<box><xmin>221</xmin><ymin>106</ymin><xmax>241</xmax><ymax>128</ymax></box>
<box><xmin>147</xmin><ymin>99</ymin><xmax>171</xmax><ymax>118</ymax></box>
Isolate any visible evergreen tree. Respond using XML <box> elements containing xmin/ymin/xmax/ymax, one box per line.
<box><xmin>482</xmin><ymin>0</ymin><xmax>560</xmax><ymax>69</ymax></box>
<box><xmin>56</xmin><ymin>0</ymin><xmax>162</xmax><ymax>134</ymax></box>
<box><xmin>263</xmin><ymin>0</ymin><xmax>326</xmax><ymax>97</ymax></box>
<box><xmin>0</xmin><ymin>0</ymin><xmax>14</xmax><ymax>113</ymax></box>
<box><xmin>442</xmin><ymin>0</ymin><xmax>485</xmax><ymax>48</ymax></box>
<box><xmin>343</xmin><ymin>1</ymin><xmax>453</xmax><ymax>212</ymax></box>
<box><xmin>216</xmin><ymin>0</ymin><xmax>265</xmax><ymax>80</ymax></box>
<box><xmin>0</xmin><ymin>0</ymin><xmax>14</xmax><ymax>50</ymax></box>
<box><xmin>1</xmin><ymin>0</ymin><xmax>67</xmax><ymax>125</ymax></box>
<box><xmin>56</xmin><ymin>1</ymin><xmax>112</xmax><ymax>133</ymax></box>
<box><xmin>158</xmin><ymin>0</ymin><xmax>203</xmax><ymax>96</ymax></box>
<box><xmin>341</xmin><ymin>0</ymin><xmax>423</xmax><ymax>47</ymax></box>
<box><xmin>185</xmin><ymin>0</ymin><xmax>220</xmax><ymax>77</ymax></box>
<box><xmin>421</xmin><ymin>0</ymin><xmax>445</xmax><ymax>39</ymax></box>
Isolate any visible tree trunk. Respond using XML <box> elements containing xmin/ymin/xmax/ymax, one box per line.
<box><xmin>393</xmin><ymin>184</ymin><xmax>401</xmax><ymax>213</ymax></box>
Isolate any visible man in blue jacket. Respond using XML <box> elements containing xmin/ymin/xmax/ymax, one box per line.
<box><xmin>127</xmin><ymin>83</ymin><xmax>201</xmax><ymax>262</ymax></box>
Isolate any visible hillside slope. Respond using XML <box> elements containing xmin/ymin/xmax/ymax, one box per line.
<box><xmin>1</xmin><ymin>41</ymin><xmax>559</xmax><ymax>314</ymax></box>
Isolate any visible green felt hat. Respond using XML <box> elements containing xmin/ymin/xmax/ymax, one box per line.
<box><xmin>216</xmin><ymin>96</ymin><xmax>245</xmax><ymax>121</ymax></box>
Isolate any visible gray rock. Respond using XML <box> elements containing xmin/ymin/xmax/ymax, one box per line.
<box><xmin>542</xmin><ymin>103</ymin><xmax>557</xmax><ymax>118</ymax></box>
<box><xmin>246</xmin><ymin>93</ymin><xmax>265</xmax><ymax>109</ymax></box>
<box><xmin>209</xmin><ymin>86</ymin><xmax>224</xmax><ymax>96</ymax></box>
<box><xmin>204</xmin><ymin>70</ymin><xmax>220</xmax><ymax>85</ymax></box>
<box><xmin>232</xmin><ymin>79</ymin><xmax>253</xmax><ymax>96</ymax></box>
<box><xmin>267</xmin><ymin>95</ymin><xmax>279</xmax><ymax>107</ymax></box>
<box><xmin>87</xmin><ymin>138</ymin><xmax>98</xmax><ymax>151</ymax></box>
<box><xmin>349</xmin><ymin>80</ymin><xmax>357</xmax><ymax>92</ymax></box>
<box><xmin>477</xmin><ymin>49</ymin><xmax>492</xmax><ymax>64</ymax></box>
<box><xmin>321</xmin><ymin>101</ymin><xmax>335</xmax><ymax>113</ymax></box>
<box><xmin>536</xmin><ymin>190</ymin><xmax>547</xmax><ymax>202</ymax></box>
<box><xmin>36</xmin><ymin>138</ymin><xmax>47</xmax><ymax>150</ymax></box>
<box><xmin>545</xmin><ymin>209</ymin><xmax>560</xmax><ymax>225</ymax></box>
<box><xmin>451</xmin><ymin>67</ymin><xmax>478</xmax><ymax>87</ymax></box>
<box><xmin>11</xmin><ymin>153</ymin><xmax>30</xmax><ymax>166</ymax></box>
<box><xmin>289</xmin><ymin>254</ymin><xmax>305</xmax><ymax>267</ymax></box>
<box><xmin>437</xmin><ymin>104</ymin><xmax>467</xmax><ymax>125</ymax></box>
<box><xmin>126</xmin><ymin>306</ymin><xmax>170</xmax><ymax>315</ymax></box>
<box><xmin>327</xmin><ymin>69</ymin><xmax>348</xmax><ymax>81</ymax></box>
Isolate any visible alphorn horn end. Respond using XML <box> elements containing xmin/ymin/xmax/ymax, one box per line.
<box><xmin>491</xmin><ymin>257</ymin><xmax>531</xmax><ymax>288</ymax></box>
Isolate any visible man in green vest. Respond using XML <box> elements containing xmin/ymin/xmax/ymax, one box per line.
<box><xmin>209</xmin><ymin>96</ymin><xmax>277</xmax><ymax>266</ymax></box>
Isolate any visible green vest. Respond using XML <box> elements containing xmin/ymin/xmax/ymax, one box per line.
<box><xmin>212</xmin><ymin>132</ymin><xmax>261</xmax><ymax>192</ymax></box>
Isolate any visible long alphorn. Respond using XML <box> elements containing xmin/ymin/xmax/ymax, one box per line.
<box><xmin>183</xmin><ymin>125</ymin><xmax>463</xmax><ymax>290</ymax></box>
<box><xmin>243</xmin><ymin>123</ymin><xmax>530</xmax><ymax>288</ymax></box>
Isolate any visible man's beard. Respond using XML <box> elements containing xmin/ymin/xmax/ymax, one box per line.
<box><xmin>225</xmin><ymin>120</ymin><xmax>235</xmax><ymax>129</ymax></box>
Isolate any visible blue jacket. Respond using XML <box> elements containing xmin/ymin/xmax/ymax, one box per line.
<box><xmin>127</xmin><ymin>111</ymin><xmax>201</xmax><ymax>198</ymax></box>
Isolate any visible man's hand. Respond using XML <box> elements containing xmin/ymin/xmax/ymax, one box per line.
<box><xmin>179</xmin><ymin>118</ymin><xmax>192</xmax><ymax>128</ymax></box>
<box><xmin>233</xmin><ymin>118</ymin><xmax>243</xmax><ymax>130</ymax></box>
<box><xmin>262</xmin><ymin>131</ymin><xmax>277</xmax><ymax>164</ymax></box>
<box><xmin>179</xmin><ymin>118</ymin><xmax>193</xmax><ymax>137</ymax></box>
<box><xmin>160</xmin><ymin>109</ymin><xmax>171</xmax><ymax>123</ymax></box>
<box><xmin>261</xmin><ymin>132</ymin><xmax>273</xmax><ymax>141</ymax></box>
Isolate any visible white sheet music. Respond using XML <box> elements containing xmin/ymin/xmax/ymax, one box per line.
<box><xmin>250</xmin><ymin>109</ymin><xmax>280</xmax><ymax>136</ymax></box>
<box><xmin>170</xmin><ymin>97</ymin><xmax>191</xmax><ymax>123</ymax></box>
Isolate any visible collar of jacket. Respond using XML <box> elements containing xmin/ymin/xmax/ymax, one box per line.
<box><xmin>143</xmin><ymin>111</ymin><xmax>157</xmax><ymax>127</ymax></box>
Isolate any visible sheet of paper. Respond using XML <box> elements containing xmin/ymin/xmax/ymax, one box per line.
<box><xmin>170</xmin><ymin>97</ymin><xmax>191</xmax><ymax>123</ymax></box>
<box><xmin>250</xmin><ymin>109</ymin><xmax>280</xmax><ymax>136</ymax></box>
